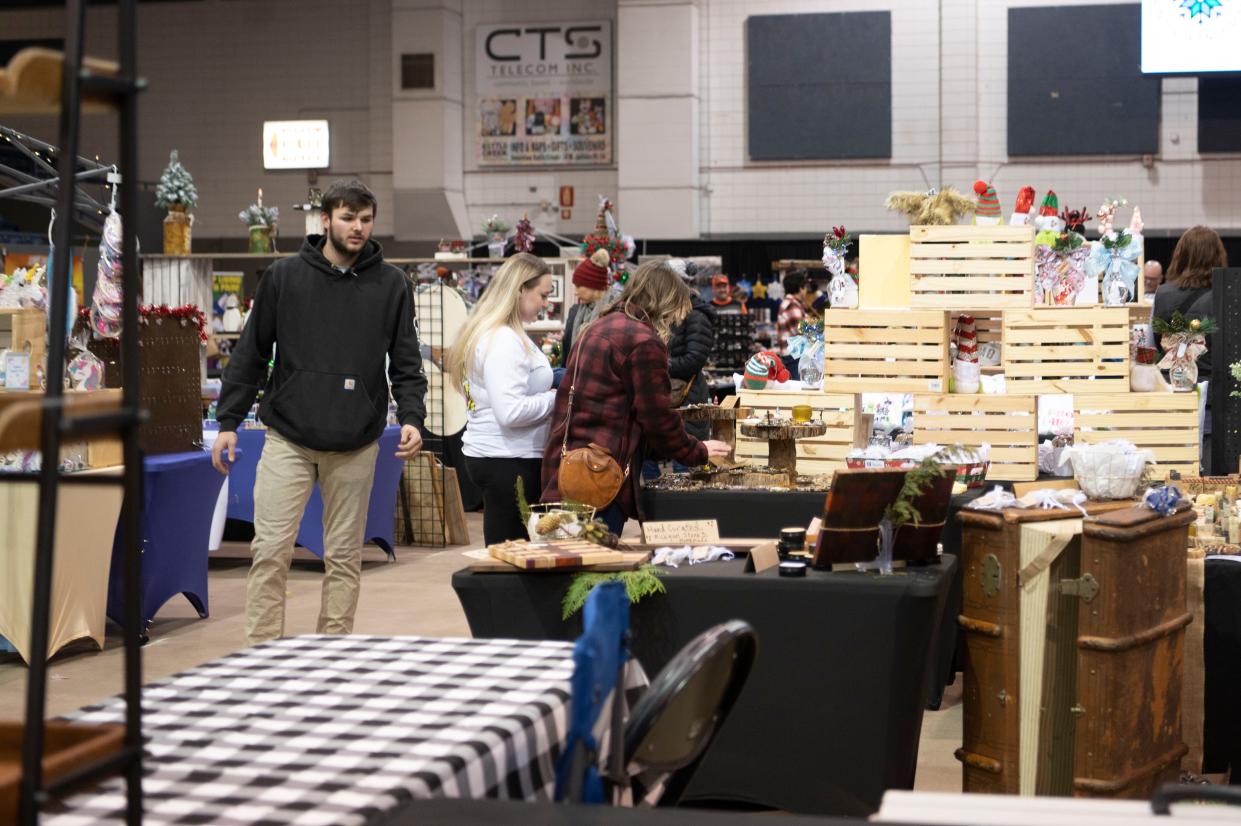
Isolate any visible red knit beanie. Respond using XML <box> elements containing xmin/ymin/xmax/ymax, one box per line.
<box><xmin>572</xmin><ymin>249</ymin><xmax>611</xmax><ymax>291</ymax></box>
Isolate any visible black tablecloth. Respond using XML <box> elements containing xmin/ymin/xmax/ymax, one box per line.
<box><xmin>1204</xmin><ymin>558</ymin><xmax>1241</xmax><ymax>778</ymax></box>
<box><xmin>452</xmin><ymin>555</ymin><xmax>957</xmax><ymax>816</ymax></box>
<box><xmin>382</xmin><ymin>798</ymin><xmax>874</xmax><ymax>825</ymax></box>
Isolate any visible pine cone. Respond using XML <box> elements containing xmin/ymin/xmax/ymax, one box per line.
<box><xmin>536</xmin><ymin>513</ymin><xmax>567</xmax><ymax>535</ymax></box>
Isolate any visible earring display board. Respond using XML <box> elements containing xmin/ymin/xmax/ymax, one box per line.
<box><xmin>1209</xmin><ymin>268</ymin><xmax>1241</xmax><ymax>475</ymax></box>
<box><xmin>413</xmin><ymin>284</ymin><xmax>469</xmax><ymax>438</ymax></box>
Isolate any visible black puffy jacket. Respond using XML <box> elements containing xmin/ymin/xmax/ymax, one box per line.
<box><xmin>667</xmin><ymin>294</ymin><xmax>717</xmax><ymax>438</ymax></box>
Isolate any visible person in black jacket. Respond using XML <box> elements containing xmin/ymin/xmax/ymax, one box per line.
<box><xmin>212</xmin><ymin>179</ymin><xmax>427</xmax><ymax>645</ymax></box>
<box><xmin>1151</xmin><ymin>225</ymin><xmax>1228</xmax><ymax>473</ymax></box>
<box><xmin>668</xmin><ymin>279</ymin><xmax>717</xmax><ymax>440</ymax></box>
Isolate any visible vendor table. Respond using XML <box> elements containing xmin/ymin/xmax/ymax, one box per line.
<box><xmin>452</xmin><ymin>555</ymin><xmax>957</xmax><ymax>816</ymax></box>
<box><xmin>48</xmin><ymin>635</ymin><xmax>579</xmax><ymax>824</ymax></box>
<box><xmin>0</xmin><ymin>472</ymin><xmax>124</xmax><ymax>663</ymax></box>
<box><xmin>105</xmin><ymin>450</ymin><xmax>225</xmax><ymax>636</ymax></box>
<box><xmin>221</xmin><ymin>425</ymin><xmax>404</xmax><ymax>558</ymax></box>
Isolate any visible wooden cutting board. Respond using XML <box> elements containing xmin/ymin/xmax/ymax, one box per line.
<box><xmin>487</xmin><ymin>539</ymin><xmax>630</xmax><ymax>570</ymax></box>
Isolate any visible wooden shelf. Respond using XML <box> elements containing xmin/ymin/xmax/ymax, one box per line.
<box><xmin>0</xmin><ymin>389</ymin><xmax>122</xmax><ymax>452</ymax></box>
<box><xmin>0</xmin><ymin>47</ymin><xmax>120</xmax><ymax>115</ymax></box>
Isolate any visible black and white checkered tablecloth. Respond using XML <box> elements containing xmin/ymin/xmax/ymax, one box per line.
<box><xmin>47</xmin><ymin>635</ymin><xmax>577</xmax><ymax>825</ymax></box>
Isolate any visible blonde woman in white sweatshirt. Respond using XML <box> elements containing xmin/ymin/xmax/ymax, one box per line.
<box><xmin>446</xmin><ymin>252</ymin><xmax>556</xmax><ymax>544</ymax></box>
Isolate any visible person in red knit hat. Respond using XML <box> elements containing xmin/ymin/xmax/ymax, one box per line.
<box><xmin>561</xmin><ymin>248</ymin><xmax>612</xmax><ymax>359</ymax></box>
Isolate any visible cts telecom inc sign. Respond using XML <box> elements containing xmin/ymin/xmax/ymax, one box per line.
<box><xmin>474</xmin><ymin>21</ymin><xmax>612</xmax><ymax>166</ymax></box>
<box><xmin>263</xmin><ymin>120</ymin><xmax>330</xmax><ymax>170</ymax></box>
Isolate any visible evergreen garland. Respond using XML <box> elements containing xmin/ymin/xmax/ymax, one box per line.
<box><xmin>561</xmin><ymin>565</ymin><xmax>666</xmax><ymax>619</ymax></box>
<box><xmin>154</xmin><ymin>149</ymin><xmax>198</xmax><ymax>209</ymax></box>
<box><xmin>884</xmin><ymin>456</ymin><xmax>947</xmax><ymax>529</ymax></box>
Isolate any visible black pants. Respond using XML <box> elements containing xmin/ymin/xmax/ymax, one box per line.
<box><xmin>464</xmin><ymin>456</ymin><xmax>544</xmax><ymax>547</ymax></box>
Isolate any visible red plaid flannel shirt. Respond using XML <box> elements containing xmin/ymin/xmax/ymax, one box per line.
<box><xmin>542</xmin><ymin>311</ymin><xmax>709</xmax><ymax>519</ymax></box>
<box><xmin>776</xmin><ymin>296</ymin><xmax>806</xmax><ymax>356</ymax></box>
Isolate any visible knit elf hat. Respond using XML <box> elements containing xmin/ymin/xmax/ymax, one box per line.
<box><xmin>1039</xmin><ymin>190</ymin><xmax>1059</xmax><ymax>217</ymax></box>
<box><xmin>973</xmin><ymin>180</ymin><xmax>1000</xmax><ymax>219</ymax></box>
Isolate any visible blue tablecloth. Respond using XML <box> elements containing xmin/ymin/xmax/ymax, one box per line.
<box><xmin>106</xmin><ymin>450</ymin><xmax>226</xmax><ymax>634</ymax></box>
<box><xmin>223</xmin><ymin>426</ymin><xmax>404</xmax><ymax>558</ymax></box>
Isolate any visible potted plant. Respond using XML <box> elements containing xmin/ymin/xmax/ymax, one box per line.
<box><xmin>239</xmin><ymin>189</ymin><xmax>279</xmax><ymax>253</ymax></box>
<box><xmin>154</xmin><ymin>150</ymin><xmax>197</xmax><ymax>255</ymax></box>
<box><xmin>482</xmin><ymin>214</ymin><xmax>511</xmax><ymax>258</ymax></box>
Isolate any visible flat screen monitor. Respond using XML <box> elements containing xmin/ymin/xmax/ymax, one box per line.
<box><xmin>1141</xmin><ymin>0</ymin><xmax>1241</xmax><ymax>73</ymax></box>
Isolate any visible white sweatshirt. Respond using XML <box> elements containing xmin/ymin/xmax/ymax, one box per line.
<box><xmin>462</xmin><ymin>325</ymin><xmax>556</xmax><ymax>459</ymax></box>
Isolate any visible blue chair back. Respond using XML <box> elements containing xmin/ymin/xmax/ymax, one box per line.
<box><xmin>554</xmin><ymin>581</ymin><xmax>630</xmax><ymax>803</ymax></box>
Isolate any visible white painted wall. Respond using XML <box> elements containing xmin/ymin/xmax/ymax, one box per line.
<box><xmin>2</xmin><ymin>0</ymin><xmax>1236</xmax><ymax>242</ymax></box>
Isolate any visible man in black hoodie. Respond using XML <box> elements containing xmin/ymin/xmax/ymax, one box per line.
<box><xmin>212</xmin><ymin>179</ymin><xmax>427</xmax><ymax>645</ymax></box>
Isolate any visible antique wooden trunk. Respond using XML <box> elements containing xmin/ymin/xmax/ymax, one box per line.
<box><xmin>956</xmin><ymin>502</ymin><xmax>1193</xmax><ymax>798</ymax></box>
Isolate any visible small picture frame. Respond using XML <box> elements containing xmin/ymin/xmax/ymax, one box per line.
<box><xmin>4</xmin><ymin>351</ymin><xmax>31</xmax><ymax>390</ymax></box>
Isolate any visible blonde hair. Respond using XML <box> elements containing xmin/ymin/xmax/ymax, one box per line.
<box><xmin>446</xmin><ymin>252</ymin><xmax>550</xmax><ymax>393</ymax></box>
<box><xmin>597</xmin><ymin>261</ymin><xmax>692</xmax><ymax>343</ymax></box>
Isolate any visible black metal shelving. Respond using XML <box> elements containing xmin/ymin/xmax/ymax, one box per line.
<box><xmin>5</xmin><ymin>1</ymin><xmax>147</xmax><ymax>823</ymax></box>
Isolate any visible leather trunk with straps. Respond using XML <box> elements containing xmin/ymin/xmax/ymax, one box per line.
<box><xmin>955</xmin><ymin>500</ymin><xmax>1194</xmax><ymax>799</ymax></box>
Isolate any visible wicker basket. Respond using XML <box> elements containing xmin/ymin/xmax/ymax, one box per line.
<box><xmin>1070</xmin><ymin>450</ymin><xmax>1149</xmax><ymax>500</ymax></box>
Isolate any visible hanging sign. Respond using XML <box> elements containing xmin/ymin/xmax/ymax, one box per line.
<box><xmin>475</xmin><ymin>21</ymin><xmax>612</xmax><ymax>166</ymax></box>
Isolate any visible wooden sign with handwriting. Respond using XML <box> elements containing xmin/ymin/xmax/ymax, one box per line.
<box><xmin>642</xmin><ymin>519</ymin><xmax>721</xmax><ymax>545</ymax></box>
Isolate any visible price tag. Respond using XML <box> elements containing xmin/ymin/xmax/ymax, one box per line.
<box><xmin>642</xmin><ymin>519</ymin><xmax>720</xmax><ymax>545</ymax></box>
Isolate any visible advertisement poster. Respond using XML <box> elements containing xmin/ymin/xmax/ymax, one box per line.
<box><xmin>475</xmin><ymin>21</ymin><xmax>612</xmax><ymax>166</ymax></box>
<box><xmin>212</xmin><ymin>271</ymin><xmax>244</xmax><ymax>332</ymax></box>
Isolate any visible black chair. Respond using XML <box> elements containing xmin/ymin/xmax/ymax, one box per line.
<box><xmin>623</xmin><ymin>620</ymin><xmax>758</xmax><ymax>807</ymax></box>
<box><xmin>1152</xmin><ymin>783</ymin><xmax>1241</xmax><ymax>814</ymax></box>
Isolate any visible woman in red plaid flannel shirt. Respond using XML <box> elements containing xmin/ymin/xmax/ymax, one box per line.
<box><xmin>541</xmin><ymin>262</ymin><xmax>732</xmax><ymax>533</ymax></box>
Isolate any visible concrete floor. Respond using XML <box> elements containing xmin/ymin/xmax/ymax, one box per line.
<box><xmin>0</xmin><ymin>509</ymin><xmax>963</xmax><ymax>799</ymax></box>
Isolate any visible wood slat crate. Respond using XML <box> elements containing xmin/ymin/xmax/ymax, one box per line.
<box><xmin>821</xmin><ymin>309</ymin><xmax>950</xmax><ymax>394</ymax></box>
<box><xmin>912</xmin><ymin>393</ymin><xmax>1038</xmax><ymax>481</ymax></box>
<box><xmin>735</xmin><ymin>390</ymin><xmax>857</xmax><ymax>476</ymax></box>
<box><xmin>0</xmin><ymin>308</ymin><xmax>46</xmax><ymax>381</ymax></box>
<box><xmin>1073</xmin><ymin>392</ymin><xmax>1201</xmax><ymax>479</ymax></box>
<box><xmin>1001</xmin><ymin>307</ymin><xmax>1130</xmax><ymax>394</ymax></box>
<box><xmin>909</xmin><ymin>225</ymin><xmax>1035</xmax><ymax>310</ymax></box>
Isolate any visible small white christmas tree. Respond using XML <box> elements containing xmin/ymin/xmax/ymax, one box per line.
<box><xmin>154</xmin><ymin>149</ymin><xmax>198</xmax><ymax>210</ymax></box>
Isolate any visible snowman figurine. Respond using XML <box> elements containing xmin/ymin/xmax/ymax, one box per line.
<box><xmin>221</xmin><ymin>293</ymin><xmax>243</xmax><ymax>332</ymax></box>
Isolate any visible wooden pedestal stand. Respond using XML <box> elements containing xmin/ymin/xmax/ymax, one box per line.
<box><xmin>738</xmin><ymin>421</ymin><xmax>828</xmax><ymax>484</ymax></box>
<box><xmin>677</xmin><ymin>405</ymin><xmax>751</xmax><ymax>463</ymax></box>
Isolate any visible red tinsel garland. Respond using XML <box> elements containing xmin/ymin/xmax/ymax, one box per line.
<box><xmin>77</xmin><ymin>303</ymin><xmax>210</xmax><ymax>342</ymax></box>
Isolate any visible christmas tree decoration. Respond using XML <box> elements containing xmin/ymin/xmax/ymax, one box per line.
<box><xmin>972</xmin><ymin>180</ymin><xmax>1003</xmax><ymax>226</ymax></box>
<box><xmin>1128</xmin><ymin>205</ymin><xmax>1144</xmax><ymax>234</ymax></box>
<box><xmin>885</xmin><ymin>187</ymin><xmax>975</xmax><ymax>225</ymax></box>
<box><xmin>823</xmin><ymin>224</ymin><xmax>857</xmax><ymax>309</ymax></box>
<box><xmin>1009</xmin><ymin>185</ymin><xmax>1036</xmax><ymax>225</ymax></box>
<box><xmin>154</xmin><ymin>150</ymin><xmax>197</xmax><ymax>255</ymax></box>
<box><xmin>513</xmin><ymin>213</ymin><xmax>535</xmax><ymax>253</ymax></box>
<box><xmin>239</xmin><ymin>189</ymin><xmax>279</xmax><ymax>253</ymax></box>
<box><xmin>579</xmin><ymin>197</ymin><xmax>629</xmax><ymax>284</ymax></box>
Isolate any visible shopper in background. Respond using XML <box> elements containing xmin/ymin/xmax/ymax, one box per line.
<box><xmin>542</xmin><ymin>262</ymin><xmax>732</xmax><ymax>533</ymax></box>
<box><xmin>775</xmin><ymin>269</ymin><xmax>809</xmax><ymax>376</ymax></box>
<box><xmin>213</xmin><ymin>179</ymin><xmax>426</xmax><ymax>646</ymax></box>
<box><xmin>1152</xmin><ymin>225</ymin><xmax>1229</xmax><ymax>473</ymax></box>
<box><xmin>446</xmin><ymin>253</ymin><xmax>557</xmax><ymax>546</ymax></box>
<box><xmin>561</xmin><ymin>249</ymin><xmax>612</xmax><ymax>360</ymax></box>
<box><xmin>1143</xmin><ymin>260</ymin><xmax>1164</xmax><ymax>301</ymax></box>
<box><xmin>667</xmin><ymin>259</ymin><xmax>716</xmax><ymax>438</ymax></box>
<box><xmin>710</xmin><ymin>274</ymin><xmax>747</xmax><ymax>315</ymax></box>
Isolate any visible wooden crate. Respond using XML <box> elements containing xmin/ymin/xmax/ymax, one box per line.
<box><xmin>1001</xmin><ymin>307</ymin><xmax>1130</xmax><ymax>394</ymax></box>
<box><xmin>0</xmin><ymin>308</ymin><xmax>46</xmax><ymax>382</ymax></box>
<box><xmin>912</xmin><ymin>393</ymin><xmax>1038</xmax><ymax>481</ymax></box>
<box><xmin>821</xmin><ymin>309</ymin><xmax>950</xmax><ymax>394</ymax></box>
<box><xmin>735</xmin><ymin>390</ymin><xmax>857</xmax><ymax>476</ymax></box>
<box><xmin>909</xmin><ymin>225</ymin><xmax>1035</xmax><ymax>310</ymax></box>
<box><xmin>1073</xmin><ymin>392</ymin><xmax>1201</xmax><ymax>479</ymax></box>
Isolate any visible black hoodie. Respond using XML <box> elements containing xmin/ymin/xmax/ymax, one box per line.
<box><xmin>217</xmin><ymin>235</ymin><xmax>427</xmax><ymax>452</ymax></box>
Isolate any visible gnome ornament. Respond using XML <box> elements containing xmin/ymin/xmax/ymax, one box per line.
<box><xmin>1033</xmin><ymin>190</ymin><xmax>1065</xmax><ymax>246</ymax></box>
<box><xmin>972</xmin><ymin>181</ymin><xmax>1003</xmax><ymax>226</ymax></box>
<box><xmin>742</xmin><ymin>351</ymin><xmax>789</xmax><ymax>390</ymax></box>
<box><xmin>952</xmin><ymin>314</ymin><xmax>980</xmax><ymax>394</ymax></box>
<box><xmin>1009</xmin><ymin>186</ymin><xmax>1037</xmax><ymax>226</ymax></box>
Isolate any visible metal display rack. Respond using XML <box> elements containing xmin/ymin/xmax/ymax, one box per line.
<box><xmin>1</xmin><ymin>1</ymin><xmax>146</xmax><ymax>823</ymax></box>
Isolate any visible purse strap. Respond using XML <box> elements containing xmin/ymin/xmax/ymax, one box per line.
<box><xmin>559</xmin><ymin>332</ymin><xmax>631</xmax><ymax>480</ymax></box>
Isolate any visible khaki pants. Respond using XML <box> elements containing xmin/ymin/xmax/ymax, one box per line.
<box><xmin>245</xmin><ymin>430</ymin><xmax>378</xmax><ymax>646</ymax></box>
